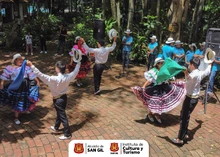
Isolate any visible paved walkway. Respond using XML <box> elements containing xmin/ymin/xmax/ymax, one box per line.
<box><xmin>0</xmin><ymin>52</ymin><xmax>220</xmax><ymax>157</ymax></box>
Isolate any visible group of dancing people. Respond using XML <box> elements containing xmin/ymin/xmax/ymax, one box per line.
<box><xmin>0</xmin><ymin>32</ymin><xmax>213</xmax><ymax>145</ymax></box>
<box><xmin>0</xmin><ymin>35</ymin><xmax>117</xmax><ymax>140</ymax></box>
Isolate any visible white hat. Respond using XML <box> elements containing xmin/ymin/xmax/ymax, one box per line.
<box><xmin>189</xmin><ymin>43</ymin><xmax>197</xmax><ymax>49</ymax></box>
<box><xmin>108</xmin><ymin>29</ymin><xmax>118</xmax><ymax>40</ymax></box>
<box><xmin>165</xmin><ymin>37</ymin><xmax>175</xmax><ymax>44</ymax></box>
<box><xmin>124</xmin><ymin>29</ymin><xmax>132</xmax><ymax>34</ymax></box>
<box><xmin>154</xmin><ymin>58</ymin><xmax>164</xmax><ymax>66</ymax></box>
<box><xmin>175</xmin><ymin>40</ymin><xmax>183</xmax><ymax>45</ymax></box>
<box><xmin>12</xmin><ymin>54</ymin><xmax>25</xmax><ymax>64</ymax></box>
<box><xmin>150</xmin><ymin>35</ymin><xmax>157</xmax><ymax>40</ymax></box>
<box><xmin>204</xmin><ymin>48</ymin><xmax>215</xmax><ymax>64</ymax></box>
<box><xmin>200</xmin><ymin>42</ymin><xmax>206</xmax><ymax>46</ymax></box>
<box><xmin>75</xmin><ymin>36</ymin><xmax>81</xmax><ymax>43</ymax></box>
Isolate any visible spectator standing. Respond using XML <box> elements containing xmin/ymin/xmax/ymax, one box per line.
<box><xmin>122</xmin><ymin>29</ymin><xmax>133</xmax><ymax>72</ymax></box>
<box><xmin>185</xmin><ymin>43</ymin><xmax>197</xmax><ymax>68</ymax></box>
<box><xmin>173</xmin><ymin>40</ymin><xmax>185</xmax><ymax>66</ymax></box>
<box><xmin>25</xmin><ymin>31</ymin><xmax>33</xmax><ymax>56</ymax></box>
<box><xmin>55</xmin><ymin>24</ymin><xmax>67</xmax><ymax>56</ymax></box>
<box><xmin>40</xmin><ymin>25</ymin><xmax>47</xmax><ymax>54</ymax></box>
<box><xmin>147</xmin><ymin>35</ymin><xmax>158</xmax><ymax>71</ymax></box>
<box><xmin>207</xmin><ymin>57</ymin><xmax>220</xmax><ymax>97</ymax></box>
<box><xmin>162</xmin><ymin>37</ymin><xmax>175</xmax><ymax>59</ymax></box>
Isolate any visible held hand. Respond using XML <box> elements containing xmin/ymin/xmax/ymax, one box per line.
<box><xmin>80</xmin><ymin>38</ymin><xmax>85</xmax><ymax>43</ymax></box>
<box><xmin>26</xmin><ymin>60</ymin><xmax>33</xmax><ymax>66</ymax></box>
<box><xmin>37</xmin><ymin>81</ymin><xmax>40</xmax><ymax>86</ymax></box>
<box><xmin>113</xmin><ymin>36</ymin><xmax>117</xmax><ymax>42</ymax></box>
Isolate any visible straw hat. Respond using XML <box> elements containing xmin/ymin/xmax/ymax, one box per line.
<box><xmin>204</xmin><ymin>48</ymin><xmax>215</xmax><ymax>64</ymax></box>
<box><xmin>108</xmin><ymin>29</ymin><xmax>118</xmax><ymax>40</ymax></box>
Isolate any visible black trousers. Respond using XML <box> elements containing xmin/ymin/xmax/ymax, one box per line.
<box><xmin>93</xmin><ymin>63</ymin><xmax>105</xmax><ymax>92</ymax></box>
<box><xmin>178</xmin><ymin>96</ymin><xmax>198</xmax><ymax>140</ymax></box>
<box><xmin>147</xmin><ymin>54</ymin><xmax>156</xmax><ymax>70</ymax></box>
<box><xmin>40</xmin><ymin>38</ymin><xmax>47</xmax><ymax>51</ymax></box>
<box><xmin>53</xmin><ymin>94</ymin><xmax>71</xmax><ymax>137</ymax></box>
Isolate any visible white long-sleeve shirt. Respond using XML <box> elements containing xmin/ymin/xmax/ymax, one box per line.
<box><xmin>31</xmin><ymin>62</ymin><xmax>81</xmax><ymax>97</ymax></box>
<box><xmin>186</xmin><ymin>65</ymin><xmax>211</xmax><ymax>96</ymax></box>
<box><xmin>82</xmin><ymin>42</ymin><xmax>116</xmax><ymax>64</ymax></box>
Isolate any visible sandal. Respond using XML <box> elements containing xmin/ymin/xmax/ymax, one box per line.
<box><xmin>172</xmin><ymin>138</ymin><xmax>184</xmax><ymax>145</ymax></box>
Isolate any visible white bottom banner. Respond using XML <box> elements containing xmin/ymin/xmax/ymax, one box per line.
<box><xmin>69</xmin><ymin>140</ymin><xmax>149</xmax><ymax>157</ymax></box>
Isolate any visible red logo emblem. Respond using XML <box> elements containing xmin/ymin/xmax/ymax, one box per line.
<box><xmin>110</xmin><ymin>143</ymin><xmax>119</xmax><ymax>152</ymax></box>
<box><xmin>74</xmin><ymin>143</ymin><xmax>84</xmax><ymax>154</ymax></box>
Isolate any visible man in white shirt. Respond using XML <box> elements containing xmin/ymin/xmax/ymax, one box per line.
<box><xmin>81</xmin><ymin>37</ymin><xmax>117</xmax><ymax>95</ymax></box>
<box><xmin>27</xmin><ymin>59</ymin><xmax>81</xmax><ymax>140</ymax></box>
<box><xmin>172</xmin><ymin>57</ymin><xmax>211</xmax><ymax>145</ymax></box>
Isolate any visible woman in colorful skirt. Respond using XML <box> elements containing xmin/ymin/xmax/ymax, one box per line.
<box><xmin>0</xmin><ymin>54</ymin><xmax>40</xmax><ymax>124</ymax></box>
<box><xmin>67</xmin><ymin>36</ymin><xmax>90</xmax><ymax>87</ymax></box>
<box><xmin>131</xmin><ymin>58</ymin><xmax>186</xmax><ymax>123</ymax></box>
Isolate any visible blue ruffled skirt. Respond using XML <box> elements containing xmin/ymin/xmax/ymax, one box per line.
<box><xmin>0</xmin><ymin>79</ymin><xmax>39</xmax><ymax>112</ymax></box>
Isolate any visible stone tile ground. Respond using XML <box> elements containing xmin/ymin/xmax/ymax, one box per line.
<box><xmin>0</xmin><ymin>51</ymin><xmax>220</xmax><ymax>157</ymax></box>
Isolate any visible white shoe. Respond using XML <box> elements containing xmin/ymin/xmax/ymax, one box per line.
<box><xmin>155</xmin><ymin>115</ymin><xmax>162</xmax><ymax>124</ymax></box>
<box><xmin>59</xmin><ymin>135</ymin><xmax>71</xmax><ymax>140</ymax></box>
<box><xmin>31</xmin><ymin>53</ymin><xmax>33</xmax><ymax>56</ymax></box>
<box><xmin>147</xmin><ymin>114</ymin><xmax>154</xmax><ymax>122</ymax></box>
<box><xmin>76</xmin><ymin>81</ymin><xmax>81</xmax><ymax>87</ymax></box>
<box><xmin>14</xmin><ymin>119</ymin><xmax>20</xmax><ymax>125</ymax></box>
<box><xmin>54</xmin><ymin>53</ymin><xmax>58</xmax><ymax>57</ymax></box>
<box><xmin>45</xmin><ymin>51</ymin><xmax>47</xmax><ymax>54</ymax></box>
<box><xmin>61</xmin><ymin>54</ymin><xmax>64</xmax><ymax>56</ymax></box>
<box><xmin>25</xmin><ymin>53</ymin><xmax>28</xmax><ymax>55</ymax></box>
<box><xmin>50</xmin><ymin>126</ymin><xmax>58</xmax><ymax>132</ymax></box>
<box><xmin>208</xmin><ymin>92</ymin><xmax>214</xmax><ymax>97</ymax></box>
<box><xmin>25</xmin><ymin>111</ymin><xmax>31</xmax><ymax>114</ymax></box>
<box><xmin>40</xmin><ymin>51</ymin><xmax>43</xmax><ymax>53</ymax></box>
<box><xmin>94</xmin><ymin>90</ymin><xmax>100</xmax><ymax>95</ymax></box>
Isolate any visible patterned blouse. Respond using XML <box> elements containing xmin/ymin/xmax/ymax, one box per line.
<box><xmin>1</xmin><ymin>65</ymin><xmax>36</xmax><ymax>81</ymax></box>
<box><xmin>144</xmin><ymin>67</ymin><xmax>159</xmax><ymax>83</ymax></box>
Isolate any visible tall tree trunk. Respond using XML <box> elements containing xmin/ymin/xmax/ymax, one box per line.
<box><xmin>189</xmin><ymin>0</ymin><xmax>199</xmax><ymax>43</ymax></box>
<box><xmin>156</xmin><ymin>0</ymin><xmax>161</xmax><ymax>48</ymax></box>
<box><xmin>182</xmin><ymin>0</ymin><xmax>189</xmax><ymax>23</ymax></box>
<box><xmin>141</xmin><ymin>0</ymin><xmax>148</xmax><ymax>21</ymax></box>
<box><xmin>150</xmin><ymin>0</ymin><xmax>157</xmax><ymax>15</ymax></box>
<box><xmin>36</xmin><ymin>0</ymin><xmax>40</xmax><ymax>17</ymax></box>
<box><xmin>110</xmin><ymin>0</ymin><xmax>117</xmax><ymax>20</ymax></box>
<box><xmin>50</xmin><ymin>0</ymin><xmax>53</xmax><ymax>14</ymax></box>
<box><xmin>168</xmin><ymin>0</ymin><xmax>189</xmax><ymax>40</ymax></box>
<box><xmin>102</xmin><ymin>0</ymin><xmax>106</xmax><ymax>18</ymax></box>
<box><xmin>127</xmin><ymin>0</ymin><xmax>134</xmax><ymax>29</ymax></box>
<box><xmin>194</xmin><ymin>0</ymin><xmax>205</xmax><ymax>42</ymax></box>
<box><xmin>116</xmin><ymin>1</ymin><xmax>121</xmax><ymax>28</ymax></box>
<box><xmin>144</xmin><ymin>0</ymin><xmax>148</xmax><ymax>15</ymax></box>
